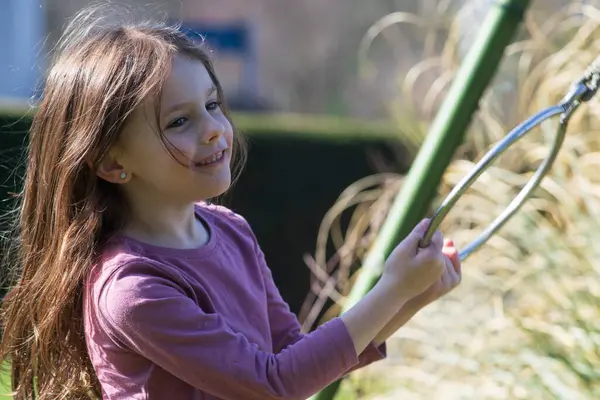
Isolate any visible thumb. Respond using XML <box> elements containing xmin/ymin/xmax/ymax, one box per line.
<box><xmin>404</xmin><ymin>219</ymin><xmax>432</xmax><ymax>250</ymax></box>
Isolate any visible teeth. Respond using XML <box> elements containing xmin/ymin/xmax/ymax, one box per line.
<box><xmin>198</xmin><ymin>151</ymin><xmax>223</xmax><ymax>165</ymax></box>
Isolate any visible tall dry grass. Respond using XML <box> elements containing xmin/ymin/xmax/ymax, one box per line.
<box><xmin>301</xmin><ymin>1</ymin><xmax>600</xmax><ymax>399</ymax></box>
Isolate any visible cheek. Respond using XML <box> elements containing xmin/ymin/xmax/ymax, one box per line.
<box><xmin>218</xmin><ymin>116</ymin><xmax>234</xmax><ymax>146</ymax></box>
<box><xmin>226</xmin><ymin>130</ymin><xmax>234</xmax><ymax>148</ymax></box>
<box><xmin>163</xmin><ymin>135</ymin><xmax>198</xmax><ymax>165</ymax></box>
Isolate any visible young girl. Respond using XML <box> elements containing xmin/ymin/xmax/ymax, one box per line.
<box><xmin>0</xmin><ymin>6</ymin><xmax>461</xmax><ymax>400</ymax></box>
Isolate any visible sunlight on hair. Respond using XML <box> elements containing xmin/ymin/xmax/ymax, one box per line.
<box><xmin>0</xmin><ymin>3</ymin><xmax>245</xmax><ymax>399</ymax></box>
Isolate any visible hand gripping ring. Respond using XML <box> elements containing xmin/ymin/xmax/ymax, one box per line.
<box><xmin>418</xmin><ymin>77</ymin><xmax>595</xmax><ymax>262</ymax></box>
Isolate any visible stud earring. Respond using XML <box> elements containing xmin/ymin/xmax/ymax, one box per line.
<box><xmin>120</xmin><ymin>171</ymin><xmax>127</xmax><ymax>180</ymax></box>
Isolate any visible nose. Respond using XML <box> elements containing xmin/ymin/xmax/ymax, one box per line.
<box><xmin>200</xmin><ymin>115</ymin><xmax>225</xmax><ymax>144</ymax></box>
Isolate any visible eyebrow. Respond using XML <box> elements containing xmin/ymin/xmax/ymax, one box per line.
<box><xmin>162</xmin><ymin>85</ymin><xmax>218</xmax><ymax>116</ymax></box>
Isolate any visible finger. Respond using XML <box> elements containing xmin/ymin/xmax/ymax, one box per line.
<box><xmin>406</xmin><ymin>219</ymin><xmax>432</xmax><ymax>250</ymax></box>
<box><xmin>416</xmin><ymin>230</ymin><xmax>444</xmax><ymax>259</ymax></box>
<box><xmin>411</xmin><ymin>218</ymin><xmax>431</xmax><ymax>237</ymax></box>
<box><xmin>442</xmin><ymin>244</ymin><xmax>460</xmax><ymax>273</ymax></box>
<box><xmin>431</xmin><ymin>229</ymin><xmax>444</xmax><ymax>250</ymax></box>
<box><xmin>443</xmin><ymin>238</ymin><xmax>454</xmax><ymax>247</ymax></box>
<box><xmin>442</xmin><ymin>258</ymin><xmax>459</xmax><ymax>290</ymax></box>
<box><xmin>446</xmin><ymin>256</ymin><xmax>460</xmax><ymax>284</ymax></box>
<box><xmin>442</xmin><ymin>246</ymin><xmax>458</xmax><ymax>268</ymax></box>
<box><xmin>448</xmin><ymin>254</ymin><xmax>462</xmax><ymax>287</ymax></box>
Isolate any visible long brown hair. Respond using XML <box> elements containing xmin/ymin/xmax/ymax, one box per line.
<box><xmin>0</xmin><ymin>5</ymin><xmax>246</xmax><ymax>399</ymax></box>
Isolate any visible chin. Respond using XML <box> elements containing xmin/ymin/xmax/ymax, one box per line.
<box><xmin>196</xmin><ymin>176</ymin><xmax>232</xmax><ymax>200</ymax></box>
<box><xmin>211</xmin><ymin>181</ymin><xmax>232</xmax><ymax>198</ymax></box>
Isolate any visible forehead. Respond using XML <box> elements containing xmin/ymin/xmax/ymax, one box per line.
<box><xmin>161</xmin><ymin>54</ymin><xmax>215</xmax><ymax>104</ymax></box>
<box><xmin>121</xmin><ymin>55</ymin><xmax>216</xmax><ymax>133</ymax></box>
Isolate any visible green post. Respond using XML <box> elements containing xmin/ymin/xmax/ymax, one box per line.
<box><xmin>310</xmin><ymin>1</ymin><xmax>531</xmax><ymax>399</ymax></box>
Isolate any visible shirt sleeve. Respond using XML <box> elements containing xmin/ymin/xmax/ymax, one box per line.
<box><xmin>99</xmin><ymin>261</ymin><xmax>362</xmax><ymax>400</ymax></box>
<box><xmin>257</xmin><ymin>247</ymin><xmax>387</xmax><ymax>374</ymax></box>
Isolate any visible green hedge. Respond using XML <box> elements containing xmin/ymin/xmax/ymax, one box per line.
<box><xmin>0</xmin><ymin>108</ymin><xmax>412</xmax><ymax>315</ymax></box>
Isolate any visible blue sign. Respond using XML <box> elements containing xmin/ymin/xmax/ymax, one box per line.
<box><xmin>178</xmin><ymin>21</ymin><xmax>258</xmax><ymax>94</ymax></box>
<box><xmin>179</xmin><ymin>22</ymin><xmax>251</xmax><ymax>56</ymax></box>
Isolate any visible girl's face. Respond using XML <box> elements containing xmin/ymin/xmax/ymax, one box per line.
<box><xmin>111</xmin><ymin>54</ymin><xmax>234</xmax><ymax>203</ymax></box>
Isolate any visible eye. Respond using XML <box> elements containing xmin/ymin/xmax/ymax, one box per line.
<box><xmin>167</xmin><ymin>116</ymin><xmax>188</xmax><ymax>129</ymax></box>
<box><xmin>206</xmin><ymin>100</ymin><xmax>222</xmax><ymax>111</ymax></box>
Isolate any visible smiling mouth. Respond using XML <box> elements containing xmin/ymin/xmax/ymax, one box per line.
<box><xmin>195</xmin><ymin>150</ymin><xmax>225</xmax><ymax>166</ymax></box>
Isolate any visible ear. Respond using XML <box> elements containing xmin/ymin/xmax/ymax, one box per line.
<box><xmin>94</xmin><ymin>150</ymin><xmax>130</xmax><ymax>184</ymax></box>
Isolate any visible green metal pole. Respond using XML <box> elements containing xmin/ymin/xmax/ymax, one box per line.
<box><xmin>311</xmin><ymin>1</ymin><xmax>531</xmax><ymax>399</ymax></box>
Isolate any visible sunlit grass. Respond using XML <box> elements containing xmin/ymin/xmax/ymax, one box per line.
<box><xmin>302</xmin><ymin>1</ymin><xmax>600</xmax><ymax>398</ymax></box>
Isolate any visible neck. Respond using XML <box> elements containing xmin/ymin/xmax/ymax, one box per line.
<box><xmin>120</xmin><ymin>189</ymin><xmax>208</xmax><ymax>249</ymax></box>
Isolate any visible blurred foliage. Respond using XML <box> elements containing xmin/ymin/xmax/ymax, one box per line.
<box><xmin>306</xmin><ymin>1</ymin><xmax>600</xmax><ymax>399</ymax></box>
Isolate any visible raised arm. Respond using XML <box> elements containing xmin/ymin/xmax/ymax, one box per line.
<box><xmin>257</xmin><ymin>248</ymin><xmax>387</xmax><ymax>372</ymax></box>
<box><xmin>99</xmin><ymin>261</ymin><xmax>403</xmax><ymax>400</ymax></box>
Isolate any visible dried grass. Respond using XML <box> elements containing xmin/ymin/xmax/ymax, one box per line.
<box><xmin>302</xmin><ymin>1</ymin><xmax>600</xmax><ymax>398</ymax></box>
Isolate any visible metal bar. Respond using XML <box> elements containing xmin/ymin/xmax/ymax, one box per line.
<box><xmin>419</xmin><ymin>75</ymin><xmax>592</xmax><ymax>261</ymax></box>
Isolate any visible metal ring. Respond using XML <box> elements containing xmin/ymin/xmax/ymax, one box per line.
<box><xmin>418</xmin><ymin>82</ymin><xmax>588</xmax><ymax>261</ymax></box>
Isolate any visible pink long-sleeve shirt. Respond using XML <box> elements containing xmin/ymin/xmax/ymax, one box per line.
<box><xmin>83</xmin><ymin>202</ymin><xmax>386</xmax><ymax>399</ymax></box>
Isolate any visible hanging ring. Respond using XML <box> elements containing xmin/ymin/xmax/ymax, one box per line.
<box><xmin>418</xmin><ymin>80</ymin><xmax>591</xmax><ymax>261</ymax></box>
